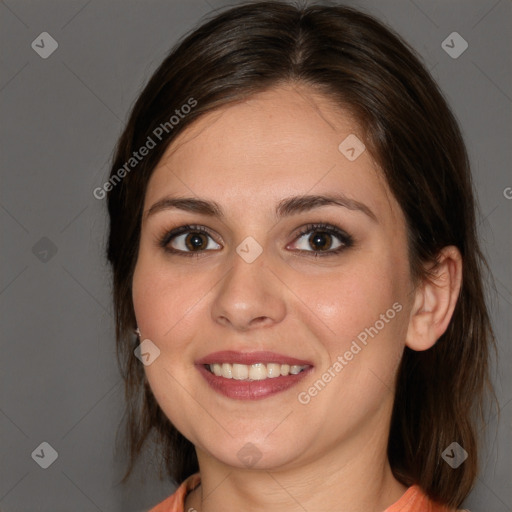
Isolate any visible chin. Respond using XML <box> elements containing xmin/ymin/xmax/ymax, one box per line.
<box><xmin>199</xmin><ymin>435</ymin><xmax>306</xmax><ymax>472</ymax></box>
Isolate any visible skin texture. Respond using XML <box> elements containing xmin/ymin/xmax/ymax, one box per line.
<box><xmin>132</xmin><ymin>84</ymin><xmax>462</xmax><ymax>511</ymax></box>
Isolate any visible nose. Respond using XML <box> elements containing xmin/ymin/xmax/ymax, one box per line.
<box><xmin>210</xmin><ymin>249</ymin><xmax>287</xmax><ymax>331</ymax></box>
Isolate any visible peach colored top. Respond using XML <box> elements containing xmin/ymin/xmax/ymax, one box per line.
<box><xmin>147</xmin><ymin>472</ymin><xmax>467</xmax><ymax>512</ymax></box>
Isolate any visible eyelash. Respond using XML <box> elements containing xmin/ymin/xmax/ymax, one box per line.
<box><xmin>157</xmin><ymin>222</ymin><xmax>354</xmax><ymax>258</ymax></box>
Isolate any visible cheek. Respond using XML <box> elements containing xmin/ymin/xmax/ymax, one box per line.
<box><xmin>132</xmin><ymin>252</ymin><xmax>208</xmax><ymax>340</ymax></box>
<box><xmin>297</xmin><ymin>249</ymin><xmax>408</xmax><ymax>392</ymax></box>
<box><xmin>305</xmin><ymin>256</ymin><xmax>401</xmax><ymax>340</ymax></box>
<box><xmin>131</xmin><ymin>257</ymin><xmax>207</xmax><ymax>432</ymax></box>
<box><xmin>295</xmin><ymin>262</ymin><xmax>406</xmax><ymax>413</ymax></box>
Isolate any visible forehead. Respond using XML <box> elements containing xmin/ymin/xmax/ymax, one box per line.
<box><xmin>145</xmin><ymin>85</ymin><xmax>401</xmax><ymax>227</ymax></box>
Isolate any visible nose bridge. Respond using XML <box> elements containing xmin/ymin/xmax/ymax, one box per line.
<box><xmin>211</xmin><ymin>240</ymin><xmax>286</xmax><ymax>329</ymax></box>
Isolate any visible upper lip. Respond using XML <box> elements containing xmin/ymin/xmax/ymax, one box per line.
<box><xmin>195</xmin><ymin>350</ymin><xmax>313</xmax><ymax>366</ymax></box>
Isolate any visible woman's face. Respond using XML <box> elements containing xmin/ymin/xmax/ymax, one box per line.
<box><xmin>132</xmin><ymin>85</ymin><xmax>415</xmax><ymax>471</ymax></box>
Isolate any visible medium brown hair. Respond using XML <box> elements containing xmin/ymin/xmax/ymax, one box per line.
<box><xmin>106</xmin><ymin>1</ymin><xmax>496</xmax><ymax>507</ymax></box>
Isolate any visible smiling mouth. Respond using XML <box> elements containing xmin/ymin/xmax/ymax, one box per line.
<box><xmin>205</xmin><ymin>362</ymin><xmax>310</xmax><ymax>380</ymax></box>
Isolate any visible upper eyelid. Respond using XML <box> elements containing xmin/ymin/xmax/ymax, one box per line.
<box><xmin>159</xmin><ymin>224</ymin><xmax>219</xmax><ymax>245</ymax></box>
<box><xmin>289</xmin><ymin>224</ymin><xmax>352</xmax><ymax>250</ymax></box>
<box><xmin>294</xmin><ymin>223</ymin><xmax>350</xmax><ymax>238</ymax></box>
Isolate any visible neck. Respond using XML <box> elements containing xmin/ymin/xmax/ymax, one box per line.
<box><xmin>185</xmin><ymin>400</ymin><xmax>408</xmax><ymax>512</ymax></box>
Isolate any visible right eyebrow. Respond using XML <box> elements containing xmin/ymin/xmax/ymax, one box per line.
<box><xmin>145</xmin><ymin>197</ymin><xmax>223</xmax><ymax>219</ymax></box>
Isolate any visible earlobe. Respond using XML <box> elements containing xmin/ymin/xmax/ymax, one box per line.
<box><xmin>405</xmin><ymin>246</ymin><xmax>463</xmax><ymax>352</ymax></box>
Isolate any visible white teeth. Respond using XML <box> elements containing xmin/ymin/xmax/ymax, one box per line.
<box><xmin>221</xmin><ymin>363</ymin><xmax>232</xmax><ymax>379</ymax></box>
<box><xmin>266</xmin><ymin>363</ymin><xmax>281</xmax><ymax>378</ymax></box>
<box><xmin>232</xmin><ymin>363</ymin><xmax>249</xmax><ymax>380</ymax></box>
<box><xmin>208</xmin><ymin>362</ymin><xmax>308</xmax><ymax>380</ymax></box>
<box><xmin>249</xmin><ymin>363</ymin><xmax>266</xmax><ymax>380</ymax></box>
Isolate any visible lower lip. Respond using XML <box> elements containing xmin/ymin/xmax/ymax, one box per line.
<box><xmin>196</xmin><ymin>365</ymin><xmax>313</xmax><ymax>400</ymax></box>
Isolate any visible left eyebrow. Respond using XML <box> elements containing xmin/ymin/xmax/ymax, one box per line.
<box><xmin>276</xmin><ymin>193</ymin><xmax>377</xmax><ymax>223</ymax></box>
<box><xmin>144</xmin><ymin>193</ymin><xmax>377</xmax><ymax>223</ymax></box>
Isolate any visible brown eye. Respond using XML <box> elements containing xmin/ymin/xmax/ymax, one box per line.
<box><xmin>159</xmin><ymin>225</ymin><xmax>222</xmax><ymax>254</ymax></box>
<box><xmin>288</xmin><ymin>223</ymin><xmax>353</xmax><ymax>256</ymax></box>
<box><xmin>308</xmin><ymin>231</ymin><xmax>333</xmax><ymax>251</ymax></box>
<box><xmin>184</xmin><ymin>232</ymin><xmax>209</xmax><ymax>251</ymax></box>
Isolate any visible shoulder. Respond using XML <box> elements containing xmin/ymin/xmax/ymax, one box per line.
<box><xmin>385</xmin><ymin>485</ymin><xmax>467</xmax><ymax>512</ymax></box>
<box><xmin>148</xmin><ymin>478</ymin><xmax>467</xmax><ymax>512</ymax></box>
<box><xmin>147</xmin><ymin>473</ymin><xmax>201</xmax><ymax>512</ymax></box>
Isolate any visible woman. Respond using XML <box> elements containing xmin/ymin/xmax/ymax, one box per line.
<box><xmin>105</xmin><ymin>2</ymin><xmax>495</xmax><ymax>510</ymax></box>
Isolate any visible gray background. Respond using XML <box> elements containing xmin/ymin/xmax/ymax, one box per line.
<box><xmin>0</xmin><ymin>0</ymin><xmax>510</xmax><ymax>510</ymax></box>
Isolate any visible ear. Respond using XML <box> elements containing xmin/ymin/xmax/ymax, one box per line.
<box><xmin>405</xmin><ymin>246</ymin><xmax>463</xmax><ymax>351</ymax></box>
